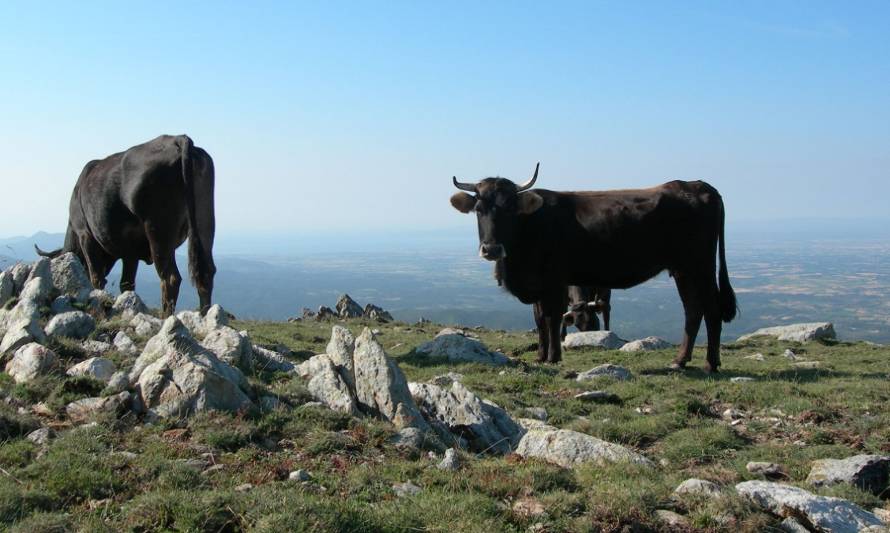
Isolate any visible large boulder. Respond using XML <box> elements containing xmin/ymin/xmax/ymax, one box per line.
<box><xmin>49</xmin><ymin>253</ymin><xmax>92</xmax><ymax>302</ymax></box>
<box><xmin>24</xmin><ymin>258</ymin><xmax>54</xmax><ymax>300</ymax></box>
<box><xmin>409</xmin><ymin>380</ymin><xmax>523</xmax><ymax>454</ymax></box>
<box><xmin>0</xmin><ymin>277</ymin><xmax>50</xmax><ymax>353</ymax></box>
<box><xmin>296</xmin><ymin>353</ymin><xmax>359</xmax><ymax>416</ymax></box>
<box><xmin>562</xmin><ymin>331</ymin><xmax>626</xmax><ymax>350</ymax></box>
<box><xmin>335</xmin><ymin>294</ymin><xmax>363</xmax><ymax>319</ymax></box>
<box><xmin>8</xmin><ymin>263</ymin><xmax>32</xmax><ymax>294</ymax></box>
<box><xmin>738</xmin><ymin>323</ymin><xmax>836</xmax><ymax>343</ymax></box>
<box><xmin>415</xmin><ymin>330</ymin><xmax>510</xmax><ymax>366</ymax></box>
<box><xmin>45</xmin><ymin>311</ymin><xmax>96</xmax><ymax>339</ymax></box>
<box><xmin>736</xmin><ymin>480</ymin><xmax>884</xmax><ymax>533</ymax></box>
<box><xmin>201</xmin><ymin>326</ymin><xmax>252</xmax><ymax>368</ymax></box>
<box><xmin>67</xmin><ymin>357</ymin><xmax>117</xmax><ymax>383</ymax></box>
<box><xmin>353</xmin><ymin>328</ymin><xmax>428</xmax><ymax>431</ymax></box>
<box><xmin>0</xmin><ymin>271</ymin><xmax>13</xmax><ymax>303</ymax></box>
<box><xmin>619</xmin><ymin>336</ymin><xmax>673</xmax><ymax>352</ymax></box>
<box><xmin>112</xmin><ymin>291</ymin><xmax>148</xmax><ymax>319</ymax></box>
<box><xmin>576</xmin><ymin>364</ymin><xmax>633</xmax><ymax>382</ymax></box>
<box><xmin>806</xmin><ymin>455</ymin><xmax>890</xmax><ymax>495</ymax></box>
<box><xmin>113</xmin><ymin>331</ymin><xmax>139</xmax><ymax>355</ymax></box>
<box><xmin>5</xmin><ymin>343</ymin><xmax>58</xmax><ymax>383</ymax></box>
<box><xmin>326</xmin><ymin>325</ymin><xmax>356</xmax><ymax>389</ymax></box>
<box><xmin>129</xmin><ymin>316</ymin><xmax>254</xmax><ymax>419</ymax></box>
<box><xmin>514</xmin><ymin>420</ymin><xmax>652</xmax><ymax>468</ymax></box>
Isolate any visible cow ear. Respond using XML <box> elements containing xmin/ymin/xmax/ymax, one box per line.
<box><xmin>450</xmin><ymin>192</ymin><xmax>477</xmax><ymax>213</ymax></box>
<box><xmin>517</xmin><ymin>192</ymin><xmax>543</xmax><ymax>214</ymax></box>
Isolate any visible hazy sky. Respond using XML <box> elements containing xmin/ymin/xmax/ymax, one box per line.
<box><xmin>1</xmin><ymin>1</ymin><xmax>888</xmax><ymax>239</ymax></box>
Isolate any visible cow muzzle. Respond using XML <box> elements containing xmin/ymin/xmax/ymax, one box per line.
<box><xmin>479</xmin><ymin>243</ymin><xmax>505</xmax><ymax>261</ymax></box>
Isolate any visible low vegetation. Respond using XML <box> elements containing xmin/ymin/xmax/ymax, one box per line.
<box><xmin>1</xmin><ymin>316</ymin><xmax>888</xmax><ymax>532</ymax></box>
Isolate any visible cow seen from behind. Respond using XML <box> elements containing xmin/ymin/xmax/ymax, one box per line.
<box><xmin>36</xmin><ymin>134</ymin><xmax>216</xmax><ymax>316</ymax></box>
<box><xmin>559</xmin><ymin>286</ymin><xmax>611</xmax><ymax>340</ymax></box>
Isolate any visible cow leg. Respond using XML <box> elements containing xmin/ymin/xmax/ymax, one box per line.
<box><xmin>120</xmin><ymin>258</ymin><xmax>139</xmax><ymax>293</ymax></box>
<box><xmin>591</xmin><ymin>311</ymin><xmax>601</xmax><ymax>331</ymax></box>
<box><xmin>542</xmin><ymin>291</ymin><xmax>567</xmax><ymax>364</ymax></box>
<box><xmin>672</xmin><ymin>273</ymin><xmax>703</xmax><ymax>369</ymax></box>
<box><xmin>701</xmin><ymin>281</ymin><xmax>723</xmax><ymax>373</ymax></box>
<box><xmin>602</xmin><ymin>304</ymin><xmax>610</xmax><ymax>331</ymax></box>
<box><xmin>145</xmin><ymin>222</ymin><xmax>182</xmax><ymax>317</ymax></box>
<box><xmin>533</xmin><ymin>302</ymin><xmax>549</xmax><ymax>363</ymax></box>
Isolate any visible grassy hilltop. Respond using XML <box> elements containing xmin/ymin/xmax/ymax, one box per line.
<box><xmin>2</xmin><ymin>316</ymin><xmax>889</xmax><ymax>532</ymax></box>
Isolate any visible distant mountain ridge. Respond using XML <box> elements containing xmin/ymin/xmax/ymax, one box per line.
<box><xmin>0</xmin><ymin>231</ymin><xmax>65</xmax><ymax>261</ymax></box>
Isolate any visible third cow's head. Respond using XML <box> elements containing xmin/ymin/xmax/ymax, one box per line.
<box><xmin>450</xmin><ymin>163</ymin><xmax>543</xmax><ymax>261</ymax></box>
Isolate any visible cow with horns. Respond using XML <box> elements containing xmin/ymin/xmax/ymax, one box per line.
<box><xmin>450</xmin><ymin>164</ymin><xmax>736</xmax><ymax>371</ymax></box>
<box><xmin>36</xmin><ymin>134</ymin><xmax>216</xmax><ymax>316</ymax></box>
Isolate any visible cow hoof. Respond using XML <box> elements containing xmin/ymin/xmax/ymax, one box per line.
<box><xmin>669</xmin><ymin>362</ymin><xmax>686</xmax><ymax>370</ymax></box>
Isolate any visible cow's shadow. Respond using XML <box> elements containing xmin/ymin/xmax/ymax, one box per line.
<box><xmin>638</xmin><ymin>366</ymin><xmax>884</xmax><ymax>383</ymax></box>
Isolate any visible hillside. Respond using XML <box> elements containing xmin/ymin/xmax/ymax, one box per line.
<box><xmin>2</xmin><ymin>309</ymin><xmax>889</xmax><ymax>531</ymax></box>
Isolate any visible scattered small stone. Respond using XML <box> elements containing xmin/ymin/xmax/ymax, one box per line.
<box><xmin>26</xmin><ymin>427</ymin><xmax>53</xmax><ymax>446</ymax></box>
<box><xmin>437</xmin><ymin>448</ymin><xmax>460</xmax><ymax>471</ymax></box>
<box><xmin>783</xmin><ymin>349</ymin><xmax>798</xmax><ymax>360</ymax></box>
<box><xmin>730</xmin><ymin>376</ymin><xmax>755</xmax><ymax>383</ymax></box>
<box><xmin>392</xmin><ymin>480</ymin><xmax>422</xmax><ymax>497</ymax></box>
<box><xmin>289</xmin><ymin>469</ymin><xmax>311</xmax><ymax>482</ymax></box>
<box><xmin>674</xmin><ymin>478</ymin><xmax>723</xmax><ymax>498</ymax></box>
<box><xmin>655</xmin><ymin>510</ymin><xmax>690</xmax><ymax>528</ymax></box>
<box><xmin>234</xmin><ymin>483</ymin><xmax>253</xmax><ymax>492</ymax></box>
<box><xmin>738</xmin><ymin>322</ymin><xmax>836</xmax><ymax>343</ymax></box>
<box><xmin>562</xmin><ymin>331</ymin><xmax>626</xmax><ymax>350</ymax></box>
<box><xmin>576</xmin><ymin>364</ymin><xmax>632</xmax><ymax>382</ymax></box>
<box><xmin>5</xmin><ymin>343</ymin><xmax>58</xmax><ymax>383</ymax></box>
<box><xmin>45</xmin><ymin>310</ymin><xmax>96</xmax><ymax>339</ymax></box>
<box><xmin>574</xmin><ymin>390</ymin><xmax>620</xmax><ymax>403</ymax></box>
<box><xmin>619</xmin><ymin>336</ymin><xmax>672</xmax><ymax>352</ymax></box>
<box><xmin>67</xmin><ymin>357</ymin><xmax>116</xmax><ymax>382</ymax></box>
<box><xmin>722</xmin><ymin>408</ymin><xmax>745</xmax><ymax>420</ymax></box>
<box><xmin>430</xmin><ymin>372</ymin><xmax>464</xmax><ymax>386</ymax></box>
<box><xmin>203</xmin><ymin>464</ymin><xmax>225</xmax><ymax>475</ymax></box>
<box><xmin>524</xmin><ymin>407</ymin><xmax>548</xmax><ymax>421</ymax></box>
<box><xmin>745</xmin><ymin>353</ymin><xmax>765</xmax><ymax>361</ymax></box>
<box><xmin>747</xmin><ymin>461</ymin><xmax>788</xmax><ymax>479</ymax></box>
<box><xmin>792</xmin><ymin>361</ymin><xmax>821</xmax><ymax>369</ymax></box>
<box><xmin>512</xmin><ymin>496</ymin><xmax>546</xmax><ymax>518</ymax></box>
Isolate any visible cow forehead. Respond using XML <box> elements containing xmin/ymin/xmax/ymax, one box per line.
<box><xmin>476</xmin><ymin>177</ymin><xmax>518</xmax><ymax>197</ymax></box>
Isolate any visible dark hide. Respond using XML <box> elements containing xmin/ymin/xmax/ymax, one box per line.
<box><xmin>451</xmin><ymin>171</ymin><xmax>737</xmax><ymax>371</ymax></box>
<box><xmin>36</xmin><ymin>135</ymin><xmax>216</xmax><ymax>316</ymax></box>
<box><xmin>559</xmin><ymin>286</ymin><xmax>612</xmax><ymax>339</ymax></box>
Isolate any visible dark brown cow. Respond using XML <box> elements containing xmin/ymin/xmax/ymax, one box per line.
<box><xmin>36</xmin><ymin>134</ymin><xmax>216</xmax><ymax>316</ymax></box>
<box><xmin>450</xmin><ymin>164</ymin><xmax>737</xmax><ymax>371</ymax></box>
<box><xmin>559</xmin><ymin>286</ymin><xmax>612</xmax><ymax>339</ymax></box>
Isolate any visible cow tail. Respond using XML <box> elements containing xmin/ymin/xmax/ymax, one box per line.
<box><xmin>180</xmin><ymin>136</ymin><xmax>216</xmax><ymax>290</ymax></box>
<box><xmin>717</xmin><ymin>195</ymin><xmax>738</xmax><ymax>322</ymax></box>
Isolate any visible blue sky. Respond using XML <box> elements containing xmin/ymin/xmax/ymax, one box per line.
<box><xmin>1</xmin><ymin>1</ymin><xmax>888</xmax><ymax>241</ymax></box>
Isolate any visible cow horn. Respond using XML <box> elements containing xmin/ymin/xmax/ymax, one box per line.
<box><xmin>517</xmin><ymin>162</ymin><xmax>540</xmax><ymax>192</ymax></box>
<box><xmin>452</xmin><ymin>176</ymin><xmax>476</xmax><ymax>192</ymax></box>
<box><xmin>34</xmin><ymin>244</ymin><xmax>63</xmax><ymax>259</ymax></box>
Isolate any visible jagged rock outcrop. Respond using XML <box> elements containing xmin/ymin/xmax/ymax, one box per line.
<box><xmin>0</xmin><ymin>271</ymin><xmax>13</xmax><ymax>303</ymax></box>
<box><xmin>326</xmin><ymin>325</ymin><xmax>356</xmax><ymax>389</ymax></box>
<box><xmin>415</xmin><ymin>330</ymin><xmax>510</xmax><ymax>366</ymax></box>
<box><xmin>336</xmin><ymin>294</ymin><xmax>363</xmax><ymax>319</ymax></box>
<box><xmin>514</xmin><ymin>419</ymin><xmax>652</xmax><ymax>468</ymax></box>
<box><xmin>296</xmin><ymin>353</ymin><xmax>359</xmax><ymax>416</ymax></box>
<box><xmin>408</xmin><ymin>380</ymin><xmax>523</xmax><ymax>453</ymax></box>
<box><xmin>736</xmin><ymin>480</ymin><xmax>884</xmax><ymax>533</ymax></box>
<box><xmin>201</xmin><ymin>326</ymin><xmax>252</xmax><ymax>368</ymax></box>
<box><xmin>619</xmin><ymin>336</ymin><xmax>673</xmax><ymax>352</ymax></box>
<box><xmin>806</xmin><ymin>455</ymin><xmax>890</xmax><ymax>495</ymax></box>
<box><xmin>738</xmin><ymin>322</ymin><xmax>836</xmax><ymax>343</ymax></box>
<box><xmin>113</xmin><ymin>331</ymin><xmax>138</xmax><ymax>355</ymax></box>
<box><xmin>128</xmin><ymin>316</ymin><xmax>254</xmax><ymax>419</ymax></box>
<box><xmin>251</xmin><ymin>344</ymin><xmax>295</xmax><ymax>373</ymax></box>
<box><xmin>562</xmin><ymin>331</ymin><xmax>626</xmax><ymax>350</ymax></box>
<box><xmin>45</xmin><ymin>310</ymin><xmax>96</xmax><ymax>339</ymax></box>
<box><xmin>363</xmin><ymin>303</ymin><xmax>393</xmax><ymax>322</ymax></box>
<box><xmin>8</xmin><ymin>263</ymin><xmax>32</xmax><ymax>294</ymax></box>
<box><xmin>353</xmin><ymin>328</ymin><xmax>429</xmax><ymax>431</ymax></box>
<box><xmin>5</xmin><ymin>343</ymin><xmax>58</xmax><ymax>383</ymax></box>
<box><xmin>175</xmin><ymin>304</ymin><xmax>229</xmax><ymax>338</ymax></box>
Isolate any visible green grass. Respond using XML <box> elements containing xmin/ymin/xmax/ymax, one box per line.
<box><xmin>1</xmin><ymin>317</ymin><xmax>888</xmax><ymax>531</ymax></box>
